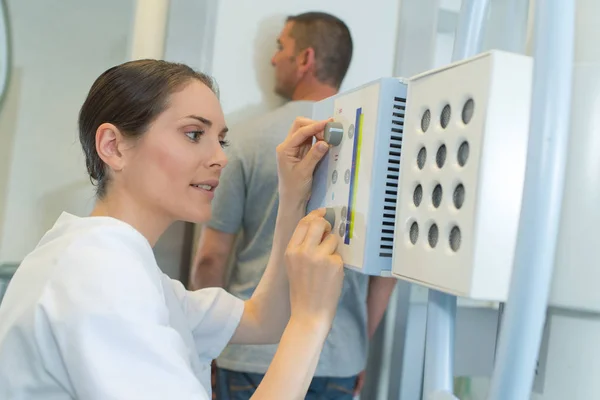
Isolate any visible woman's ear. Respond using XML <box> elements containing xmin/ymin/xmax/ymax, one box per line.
<box><xmin>95</xmin><ymin>123</ymin><xmax>126</xmax><ymax>173</ymax></box>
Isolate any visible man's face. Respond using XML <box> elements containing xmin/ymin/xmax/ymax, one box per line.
<box><xmin>271</xmin><ymin>22</ymin><xmax>300</xmax><ymax>99</ymax></box>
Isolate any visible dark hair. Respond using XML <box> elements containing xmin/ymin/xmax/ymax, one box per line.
<box><xmin>78</xmin><ymin>59</ymin><xmax>217</xmax><ymax>198</ymax></box>
<box><xmin>286</xmin><ymin>12</ymin><xmax>353</xmax><ymax>89</ymax></box>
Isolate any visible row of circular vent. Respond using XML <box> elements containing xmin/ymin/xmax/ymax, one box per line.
<box><xmin>409</xmin><ymin>221</ymin><xmax>461</xmax><ymax>252</ymax></box>
<box><xmin>413</xmin><ymin>182</ymin><xmax>465</xmax><ymax>210</ymax></box>
<box><xmin>407</xmin><ymin>99</ymin><xmax>474</xmax><ymax>252</ymax></box>
<box><xmin>421</xmin><ymin>99</ymin><xmax>475</xmax><ymax>132</ymax></box>
<box><xmin>417</xmin><ymin>141</ymin><xmax>469</xmax><ymax>170</ymax></box>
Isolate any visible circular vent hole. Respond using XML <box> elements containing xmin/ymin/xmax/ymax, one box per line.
<box><xmin>421</xmin><ymin>109</ymin><xmax>431</xmax><ymax>132</ymax></box>
<box><xmin>450</xmin><ymin>226</ymin><xmax>461</xmax><ymax>252</ymax></box>
<box><xmin>428</xmin><ymin>224</ymin><xmax>439</xmax><ymax>248</ymax></box>
<box><xmin>410</xmin><ymin>222</ymin><xmax>419</xmax><ymax>245</ymax></box>
<box><xmin>462</xmin><ymin>99</ymin><xmax>475</xmax><ymax>125</ymax></box>
<box><xmin>436</xmin><ymin>144</ymin><xmax>447</xmax><ymax>169</ymax></box>
<box><xmin>453</xmin><ymin>184</ymin><xmax>465</xmax><ymax>209</ymax></box>
<box><xmin>432</xmin><ymin>184</ymin><xmax>443</xmax><ymax>208</ymax></box>
<box><xmin>413</xmin><ymin>184</ymin><xmax>423</xmax><ymax>207</ymax></box>
<box><xmin>458</xmin><ymin>141</ymin><xmax>469</xmax><ymax>167</ymax></box>
<box><xmin>441</xmin><ymin>104</ymin><xmax>451</xmax><ymax>129</ymax></box>
<box><xmin>417</xmin><ymin>147</ymin><xmax>427</xmax><ymax>169</ymax></box>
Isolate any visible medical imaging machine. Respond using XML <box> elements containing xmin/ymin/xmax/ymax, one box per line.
<box><xmin>308</xmin><ymin>0</ymin><xmax>598</xmax><ymax>398</ymax></box>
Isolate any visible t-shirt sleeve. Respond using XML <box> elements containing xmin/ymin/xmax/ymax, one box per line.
<box><xmin>37</xmin><ymin>239</ymin><xmax>210</xmax><ymax>400</ymax></box>
<box><xmin>207</xmin><ymin>142</ymin><xmax>247</xmax><ymax>234</ymax></box>
<box><xmin>168</xmin><ymin>277</ymin><xmax>244</xmax><ymax>361</ymax></box>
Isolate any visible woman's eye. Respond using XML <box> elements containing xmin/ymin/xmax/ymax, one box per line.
<box><xmin>185</xmin><ymin>131</ymin><xmax>204</xmax><ymax>142</ymax></box>
<box><xmin>220</xmin><ymin>140</ymin><xmax>230</xmax><ymax>149</ymax></box>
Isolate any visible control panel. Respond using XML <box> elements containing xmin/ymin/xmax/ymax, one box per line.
<box><xmin>308</xmin><ymin>78</ymin><xmax>408</xmax><ymax>276</ymax></box>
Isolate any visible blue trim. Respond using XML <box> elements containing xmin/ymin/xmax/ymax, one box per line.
<box><xmin>345</xmin><ymin>107</ymin><xmax>362</xmax><ymax>244</ymax></box>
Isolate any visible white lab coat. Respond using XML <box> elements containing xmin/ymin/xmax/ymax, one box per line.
<box><xmin>0</xmin><ymin>212</ymin><xmax>244</xmax><ymax>400</ymax></box>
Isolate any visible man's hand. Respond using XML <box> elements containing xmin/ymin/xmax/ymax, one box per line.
<box><xmin>189</xmin><ymin>227</ymin><xmax>236</xmax><ymax>291</ymax></box>
<box><xmin>211</xmin><ymin>361</ymin><xmax>217</xmax><ymax>399</ymax></box>
<box><xmin>354</xmin><ymin>370</ymin><xmax>366</xmax><ymax>396</ymax></box>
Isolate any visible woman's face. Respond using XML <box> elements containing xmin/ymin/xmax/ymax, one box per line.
<box><xmin>120</xmin><ymin>80</ymin><xmax>229</xmax><ymax>224</ymax></box>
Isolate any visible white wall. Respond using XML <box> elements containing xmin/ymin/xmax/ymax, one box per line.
<box><xmin>0</xmin><ymin>0</ymin><xmax>135</xmax><ymax>262</ymax></box>
<box><xmin>210</xmin><ymin>0</ymin><xmax>402</xmax><ymax>125</ymax></box>
<box><xmin>188</xmin><ymin>0</ymin><xmax>403</xmax><ymax>266</ymax></box>
<box><xmin>0</xmin><ymin>0</ymin><xmax>402</xmax><ymax>264</ymax></box>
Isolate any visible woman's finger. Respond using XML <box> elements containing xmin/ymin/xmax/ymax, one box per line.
<box><xmin>284</xmin><ymin>119</ymin><xmax>331</xmax><ymax>150</ymax></box>
<box><xmin>317</xmin><ymin>233</ymin><xmax>339</xmax><ymax>256</ymax></box>
<box><xmin>289</xmin><ymin>209</ymin><xmax>326</xmax><ymax>247</ymax></box>
<box><xmin>288</xmin><ymin>218</ymin><xmax>310</xmax><ymax>248</ymax></box>
<box><xmin>287</xmin><ymin>117</ymin><xmax>317</xmax><ymax>138</ymax></box>
<box><xmin>307</xmin><ymin>208</ymin><xmax>327</xmax><ymax>219</ymax></box>
<box><xmin>301</xmin><ymin>217</ymin><xmax>332</xmax><ymax>249</ymax></box>
<box><xmin>299</xmin><ymin>141</ymin><xmax>330</xmax><ymax>173</ymax></box>
<box><xmin>298</xmin><ymin>138</ymin><xmax>313</xmax><ymax>160</ymax></box>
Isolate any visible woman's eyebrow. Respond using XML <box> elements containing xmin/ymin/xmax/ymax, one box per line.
<box><xmin>184</xmin><ymin>114</ymin><xmax>212</xmax><ymax>126</ymax></box>
<box><xmin>184</xmin><ymin>115</ymin><xmax>228</xmax><ymax>134</ymax></box>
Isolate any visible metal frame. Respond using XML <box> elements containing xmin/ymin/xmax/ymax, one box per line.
<box><xmin>414</xmin><ymin>1</ymin><xmax>576</xmax><ymax>398</ymax></box>
<box><xmin>488</xmin><ymin>1</ymin><xmax>575</xmax><ymax>398</ymax></box>
<box><xmin>0</xmin><ymin>0</ymin><xmax>11</xmax><ymax>110</ymax></box>
<box><xmin>422</xmin><ymin>1</ymin><xmax>490</xmax><ymax>398</ymax></box>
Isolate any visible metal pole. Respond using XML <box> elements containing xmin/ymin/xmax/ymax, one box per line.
<box><xmin>488</xmin><ymin>0</ymin><xmax>575</xmax><ymax>398</ymax></box>
<box><xmin>501</xmin><ymin>0</ymin><xmax>531</xmax><ymax>54</ymax></box>
<box><xmin>393</xmin><ymin>0</ymin><xmax>441</xmax><ymax>77</ymax></box>
<box><xmin>452</xmin><ymin>0</ymin><xmax>490</xmax><ymax>60</ymax></box>
<box><xmin>423</xmin><ymin>1</ymin><xmax>490</xmax><ymax>397</ymax></box>
<box><xmin>0</xmin><ymin>0</ymin><xmax>11</xmax><ymax>109</ymax></box>
<box><xmin>129</xmin><ymin>0</ymin><xmax>170</xmax><ymax>60</ymax></box>
<box><xmin>423</xmin><ymin>290</ymin><xmax>457</xmax><ymax>396</ymax></box>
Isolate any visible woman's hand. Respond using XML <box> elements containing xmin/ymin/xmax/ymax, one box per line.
<box><xmin>276</xmin><ymin>117</ymin><xmax>331</xmax><ymax>206</ymax></box>
<box><xmin>285</xmin><ymin>208</ymin><xmax>344</xmax><ymax>328</ymax></box>
<box><xmin>244</xmin><ymin>208</ymin><xmax>344</xmax><ymax>399</ymax></box>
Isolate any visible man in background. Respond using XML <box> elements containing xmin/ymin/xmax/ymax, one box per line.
<box><xmin>191</xmin><ymin>11</ymin><xmax>397</xmax><ymax>399</ymax></box>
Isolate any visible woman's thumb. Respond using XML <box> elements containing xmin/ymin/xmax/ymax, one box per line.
<box><xmin>300</xmin><ymin>141</ymin><xmax>329</xmax><ymax>173</ymax></box>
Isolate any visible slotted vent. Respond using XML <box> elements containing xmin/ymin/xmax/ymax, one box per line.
<box><xmin>380</xmin><ymin>96</ymin><xmax>406</xmax><ymax>258</ymax></box>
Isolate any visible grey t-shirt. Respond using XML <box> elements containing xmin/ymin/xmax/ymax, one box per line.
<box><xmin>208</xmin><ymin>101</ymin><xmax>369</xmax><ymax>377</ymax></box>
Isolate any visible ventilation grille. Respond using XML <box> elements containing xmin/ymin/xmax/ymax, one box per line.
<box><xmin>380</xmin><ymin>96</ymin><xmax>405</xmax><ymax>257</ymax></box>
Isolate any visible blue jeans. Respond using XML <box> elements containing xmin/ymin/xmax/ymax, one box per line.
<box><xmin>216</xmin><ymin>368</ymin><xmax>357</xmax><ymax>399</ymax></box>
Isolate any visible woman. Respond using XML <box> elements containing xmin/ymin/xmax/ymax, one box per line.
<box><xmin>0</xmin><ymin>60</ymin><xmax>344</xmax><ymax>399</ymax></box>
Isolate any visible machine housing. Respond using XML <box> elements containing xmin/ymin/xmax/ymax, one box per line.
<box><xmin>308</xmin><ymin>77</ymin><xmax>408</xmax><ymax>276</ymax></box>
<box><xmin>391</xmin><ymin>50</ymin><xmax>533</xmax><ymax>301</ymax></box>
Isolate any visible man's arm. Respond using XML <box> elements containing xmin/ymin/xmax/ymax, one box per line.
<box><xmin>189</xmin><ymin>226</ymin><xmax>236</xmax><ymax>290</ymax></box>
<box><xmin>366</xmin><ymin>276</ymin><xmax>397</xmax><ymax>338</ymax></box>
